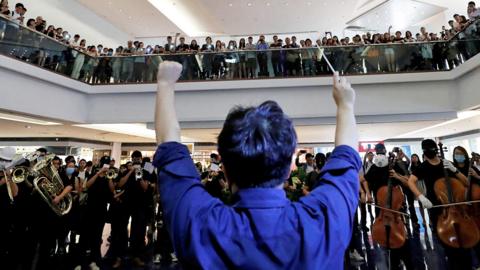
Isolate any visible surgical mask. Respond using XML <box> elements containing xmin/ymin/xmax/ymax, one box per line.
<box><xmin>37</xmin><ymin>156</ymin><xmax>45</xmax><ymax>162</ymax></box>
<box><xmin>423</xmin><ymin>149</ymin><xmax>437</xmax><ymax>159</ymax></box>
<box><xmin>373</xmin><ymin>154</ymin><xmax>388</xmax><ymax>168</ymax></box>
<box><xmin>454</xmin><ymin>155</ymin><xmax>466</xmax><ymax>163</ymax></box>
<box><xmin>66</xmin><ymin>167</ymin><xmax>75</xmax><ymax>176</ymax></box>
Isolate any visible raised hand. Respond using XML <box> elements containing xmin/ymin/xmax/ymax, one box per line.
<box><xmin>157</xmin><ymin>61</ymin><xmax>183</xmax><ymax>85</ymax></box>
<box><xmin>333</xmin><ymin>72</ymin><xmax>355</xmax><ymax>109</ymax></box>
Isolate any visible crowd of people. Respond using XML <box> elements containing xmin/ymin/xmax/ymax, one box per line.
<box><xmin>1</xmin><ymin>1</ymin><xmax>480</xmax><ymax>83</ymax></box>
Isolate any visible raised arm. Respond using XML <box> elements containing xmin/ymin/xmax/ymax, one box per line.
<box><xmin>333</xmin><ymin>72</ymin><xmax>357</xmax><ymax>148</ymax></box>
<box><xmin>155</xmin><ymin>61</ymin><xmax>182</xmax><ymax>144</ymax></box>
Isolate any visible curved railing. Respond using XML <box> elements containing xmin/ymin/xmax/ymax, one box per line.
<box><xmin>1</xmin><ymin>15</ymin><xmax>480</xmax><ymax>85</ymax></box>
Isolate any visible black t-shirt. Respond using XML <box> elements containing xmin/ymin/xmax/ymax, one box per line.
<box><xmin>305</xmin><ymin>171</ymin><xmax>320</xmax><ymax>192</ymax></box>
<box><xmin>86</xmin><ymin>173</ymin><xmax>112</xmax><ymax>208</ymax></box>
<box><xmin>412</xmin><ymin>160</ymin><xmax>456</xmax><ymax>206</ymax></box>
<box><xmin>176</xmin><ymin>44</ymin><xmax>190</xmax><ymax>51</ymax></box>
<box><xmin>364</xmin><ymin>163</ymin><xmax>405</xmax><ymax>195</ymax></box>
<box><xmin>190</xmin><ymin>44</ymin><xmax>200</xmax><ymax>51</ymax></box>
<box><xmin>123</xmin><ymin>168</ymin><xmax>156</xmax><ymax>206</ymax></box>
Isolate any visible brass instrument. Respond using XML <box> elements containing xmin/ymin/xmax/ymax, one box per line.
<box><xmin>106</xmin><ymin>168</ymin><xmax>119</xmax><ymax>180</ymax></box>
<box><xmin>12</xmin><ymin>166</ymin><xmax>30</xmax><ymax>183</ymax></box>
<box><xmin>32</xmin><ymin>154</ymin><xmax>72</xmax><ymax>216</ymax></box>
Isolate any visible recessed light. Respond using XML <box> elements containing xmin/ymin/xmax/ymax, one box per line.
<box><xmin>119</xmin><ymin>9</ymin><xmax>123</xmax><ymax>12</ymax></box>
<box><xmin>266</xmin><ymin>2</ymin><xmax>271</xmax><ymax>6</ymax></box>
<box><xmin>247</xmin><ymin>2</ymin><xmax>252</xmax><ymax>6</ymax></box>
<box><xmin>228</xmin><ymin>3</ymin><xmax>233</xmax><ymax>7</ymax></box>
<box><xmin>284</xmin><ymin>2</ymin><xmax>289</xmax><ymax>6</ymax></box>
<box><xmin>307</xmin><ymin>2</ymin><xmax>312</xmax><ymax>6</ymax></box>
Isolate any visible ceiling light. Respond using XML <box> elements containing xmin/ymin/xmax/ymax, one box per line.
<box><xmin>307</xmin><ymin>2</ymin><xmax>312</xmax><ymax>6</ymax></box>
<box><xmin>228</xmin><ymin>3</ymin><xmax>233</xmax><ymax>7</ymax></box>
<box><xmin>247</xmin><ymin>2</ymin><xmax>253</xmax><ymax>6</ymax></box>
<box><xmin>266</xmin><ymin>2</ymin><xmax>271</xmax><ymax>6</ymax></box>
<box><xmin>0</xmin><ymin>113</ymin><xmax>61</xmax><ymax>126</ymax></box>
<box><xmin>75</xmin><ymin>124</ymin><xmax>156</xmax><ymax>139</ymax></box>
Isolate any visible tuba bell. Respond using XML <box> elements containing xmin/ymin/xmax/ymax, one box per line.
<box><xmin>32</xmin><ymin>154</ymin><xmax>72</xmax><ymax>216</ymax></box>
<box><xmin>135</xmin><ymin>167</ymin><xmax>143</xmax><ymax>180</ymax></box>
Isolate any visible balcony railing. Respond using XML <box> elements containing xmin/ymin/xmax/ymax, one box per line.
<box><xmin>1</xmin><ymin>15</ymin><xmax>480</xmax><ymax>85</ymax></box>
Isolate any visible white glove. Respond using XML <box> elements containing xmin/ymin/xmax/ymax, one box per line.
<box><xmin>443</xmin><ymin>159</ymin><xmax>457</xmax><ymax>174</ymax></box>
<box><xmin>418</xmin><ymin>195</ymin><xmax>433</xmax><ymax>209</ymax></box>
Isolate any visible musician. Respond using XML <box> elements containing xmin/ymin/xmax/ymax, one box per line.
<box><xmin>116</xmin><ymin>150</ymin><xmax>156</xmax><ymax>267</ymax></box>
<box><xmin>78</xmin><ymin>156</ymin><xmax>114</xmax><ymax>270</ymax></box>
<box><xmin>407</xmin><ymin>139</ymin><xmax>471</xmax><ymax>270</ymax></box>
<box><xmin>0</xmin><ymin>147</ymin><xmax>18</xmax><ymax>269</ymax></box>
<box><xmin>31</xmin><ymin>154</ymin><xmax>73</xmax><ymax>269</ymax></box>
<box><xmin>359</xmin><ymin>151</ymin><xmax>374</xmax><ymax>231</ymax></box>
<box><xmin>362</xmin><ymin>143</ymin><xmax>413</xmax><ymax>269</ymax></box>
<box><xmin>153</xmin><ymin>62</ymin><xmax>360</xmax><ymax>269</ymax></box>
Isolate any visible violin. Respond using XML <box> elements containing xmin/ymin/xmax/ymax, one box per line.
<box><xmin>467</xmin><ymin>152</ymin><xmax>480</xmax><ymax>229</ymax></box>
<box><xmin>434</xmin><ymin>143</ymin><xmax>479</xmax><ymax>248</ymax></box>
<box><xmin>372</xmin><ymin>153</ymin><xmax>407</xmax><ymax>249</ymax></box>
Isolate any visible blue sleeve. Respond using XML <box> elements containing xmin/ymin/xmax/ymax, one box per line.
<box><xmin>297</xmin><ymin>145</ymin><xmax>361</xmax><ymax>253</ymax></box>
<box><xmin>153</xmin><ymin>142</ymin><xmax>225</xmax><ymax>258</ymax></box>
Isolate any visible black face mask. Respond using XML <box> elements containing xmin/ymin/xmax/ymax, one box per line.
<box><xmin>423</xmin><ymin>149</ymin><xmax>437</xmax><ymax>159</ymax></box>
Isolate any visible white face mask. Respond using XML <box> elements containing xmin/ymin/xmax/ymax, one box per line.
<box><xmin>373</xmin><ymin>154</ymin><xmax>389</xmax><ymax>168</ymax></box>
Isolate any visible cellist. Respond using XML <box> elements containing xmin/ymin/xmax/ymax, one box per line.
<box><xmin>362</xmin><ymin>143</ymin><xmax>413</xmax><ymax>269</ymax></box>
<box><xmin>407</xmin><ymin>139</ymin><xmax>472</xmax><ymax>270</ymax></box>
<box><xmin>452</xmin><ymin>146</ymin><xmax>480</xmax><ymax>262</ymax></box>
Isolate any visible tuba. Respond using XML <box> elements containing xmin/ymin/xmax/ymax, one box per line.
<box><xmin>12</xmin><ymin>166</ymin><xmax>30</xmax><ymax>183</ymax></box>
<box><xmin>32</xmin><ymin>154</ymin><xmax>72</xmax><ymax>216</ymax></box>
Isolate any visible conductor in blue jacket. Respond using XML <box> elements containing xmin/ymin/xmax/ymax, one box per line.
<box><xmin>152</xmin><ymin>61</ymin><xmax>361</xmax><ymax>269</ymax></box>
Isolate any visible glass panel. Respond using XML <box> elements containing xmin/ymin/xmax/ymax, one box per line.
<box><xmin>1</xmin><ymin>15</ymin><xmax>480</xmax><ymax>86</ymax></box>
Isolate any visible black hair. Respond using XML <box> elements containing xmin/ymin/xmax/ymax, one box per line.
<box><xmin>131</xmin><ymin>150</ymin><xmax>142</xmax><ymax>158</ymax></box>
<box><xmin>469</xmin><ymin>1</ymin><xmax>476</xmax><ymax>6</ymax></box>
<box><xmin>210</xmin><ymin>153</ymin><xmax>219</xmax><ymax>159</ymax></box>
<box><xmin>52</xmin><ymin>156</ymin><xmax>61</xmax><ymax>162</ymax></box>
<box><xmin>305</xmin><ymin>153</ymin><xmax>314</xmax><ymax>159</ymax></box>
<box><xmin>86</xmin><ymin>161</ymin><xmax>93</xmax><ymax>167</ymax></box>
<box><xmin>37</xmin><ymin>147</ymin><xmax>47</xmax><ymax>154</ymax></box>
<box><xmin>218</xmin><ymin>101</ymin><xmax>297</xmax><ymax>188</ymax></box>
<box><xmin>65</xmin><ymin>155</ymin><xmax>75</xmax><ymax>164</ymax></box>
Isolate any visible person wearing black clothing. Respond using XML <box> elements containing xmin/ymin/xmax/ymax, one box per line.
<box><xmin>408</xmin><ymin>139</ymin><xmax>472</xmax><ymax>270</ymax></box>
<box><xmin>116</xmin><ymin>150</ymin><xmax>156</xmax><ymax>267</ymax></box>
<box><xmin>303</xmin><ymin>153</ymin><xmax>326</xmax><ymax>194</ymax></box>
<box><xmin>77</xmin><ymin>156</ymin><xmax>114</xmax><ymax>270</ymax></box>
<box><xmin>176</xmin><ymin>37</ymin><xmax>190</xmax><ymax>79</ymax></box>
<box><xmin>270</xmin><ymin>36</ymin><xmax>283</xmax><ymax>77</ymax></box>
<box><xmin>363</xmin><ymin>144</ymin><xmax>413</xmax><ymax>270</ymax></box>
<box><xmin>31</xmin><ymin>155</ymin><xmax>73</xmax><ymax>270</ymax></box>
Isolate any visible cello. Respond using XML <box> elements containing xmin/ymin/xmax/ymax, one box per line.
<box><xmin>467</xmin><ymin>152</ymin><xmax>480</xmax><ymax>228</ymax></box>
<box><xmin>433</xmin><ymin>143</ymin><xmax>479</xmax><ymax>248</ymax></box>
<box><xmin>372</xmin><ymin>153</ymin><xmax>407</xmax><ymax>250</ymax></box>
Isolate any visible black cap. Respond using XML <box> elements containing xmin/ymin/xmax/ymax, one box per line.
<box><xmin>422</xmin><ymin>139</ymin><xmax>438</xmax><ymax>151</ymax></box>
<box><xmin>375</xmin><ymin>143</ymin><xmax>386</xmax><ymax>154</ymax></box>
<box><xmin>15</xmin><ymin>3</ymin><xmax>24</xmax><ymax>8</ymax></box>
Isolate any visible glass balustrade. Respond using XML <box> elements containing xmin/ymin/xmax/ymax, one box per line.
<box><xmin>1</xmin><ymin>15</ymin><xmax>480</xmax><ymax>85</ymax></box>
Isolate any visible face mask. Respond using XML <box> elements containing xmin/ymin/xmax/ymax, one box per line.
<box><xmin>37</xmin><ymin>156</ymin><xmax>45</xmax><ymax>162</ymax></box>
<box><xmin>454</xmin><ymin>155</ymin><xmax>466</xmax><ymax>163</ymax></box>
<box><xmin>373</xmin><ymin>154</ymin><xmax>389</xmax><ymax>168</ymax></box>
<box><xmin>423</xmin><ymin>149</ymin><xmax>437</xmax><ymax>159</ymax></box>
<box><xmin>66</xmin><ymin>167</ymin><xmax>75</xmax><ymax>176</ymax></box>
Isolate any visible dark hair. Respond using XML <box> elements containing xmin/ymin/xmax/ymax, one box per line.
<box><xmin>218</xmin><ymin>101</ymin><xmax>297</xmax><ymax>188</ymax></box>
<box><xmin>469</xmin><ymin>1</ymin><xmax>476</xmax><ymax>6</ymax></box>
<box><xmin>210</xmin><ymin>153</ymin><xmax>219</xmax><ymax>159</ymax></box>
<box><xmin>15</xmin><ymin>3</ymin><xmax>24</xmax><ymax>8</ymax></box>
<box><xmin>86</xmin><ymin>161</ymin><xmax>93</xmax><ymax>167</ymax></box>
<box><xmin>52</xmin><ymin>156</ymin><xmax>61</xmax><ymax>162</ymax></box>
<box><xmin>65</xmin><ymin>155</ymin><xmax>75</xmax><ymax>164</ymax></box>
<box><xmin>305</xmin><ymin>153</ymin><xmax>314</xmax><ymax>159</ymax></box>
<box><xmin>79</xmin><ymin>159</ymin><xmax>86</xmax><ymax>163</ymax></box>
<box><xmin>37</xmin><ymin>147</ymin><xmax>47</xmax><ymax>154</ymax></box>
<box><xmin>131</xmin><ymin>150</ymin><xmax>142</xmax><ymax>158</ymax></box>
<box><xmin>74</xmin><ymin>34</ymin><xmax>80</xmax><ymax>38</ymax></box>
<box><xmin>315</xmin><ymin>153</ymin><xmax>326</xmax><ymax>169</ymax></box>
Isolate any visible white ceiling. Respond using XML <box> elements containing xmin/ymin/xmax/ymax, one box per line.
<box><xmin>74</xmin><ymin>0</ymin><xmax>468</xmax><ymax>42</ymax></box>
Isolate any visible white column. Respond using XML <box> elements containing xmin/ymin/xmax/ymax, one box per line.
<box><xmin>111</xmin><ymin>142</ymin><xmax>122</xmax><ymax>167</ymax></box>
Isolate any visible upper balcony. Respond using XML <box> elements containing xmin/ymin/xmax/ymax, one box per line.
<box><xmin>1</xmin><ymin>14</ymin><xmax>480</xmax><ymax>144</ymax></box>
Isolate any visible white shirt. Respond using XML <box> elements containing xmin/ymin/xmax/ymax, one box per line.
<box><xmin>11</xmin><ymin>11</ymin><xmax>24</xmax><ymax>25</ymax></box>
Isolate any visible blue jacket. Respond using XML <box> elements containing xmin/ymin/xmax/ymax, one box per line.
<box><xmin>153</xmin><ymin>142</ymin><xmax>361</xmax><ymax>269</ymax></box>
